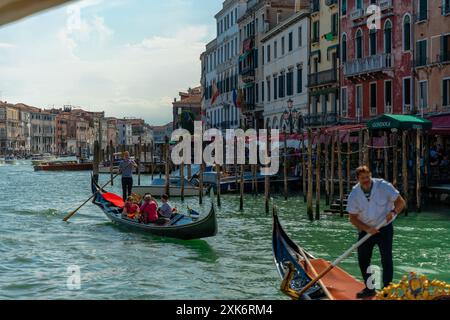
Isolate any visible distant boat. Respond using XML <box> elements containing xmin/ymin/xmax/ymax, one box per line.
<box><xmin>34</xmin><ymin>160</ymin><xmax>93</xmax><ymax>171</ymax></box>
<box><xmin>31</xmin><ymin>154</ymin><xmax>57</xmax><ymax>166</ymax></box>
<box><xmin>91</xmin><ymin>176</ymin><xmax>218</xmax><ymax>240</ymax></box>
<box><xmin>4</xmin><ymin>156</ymin><xmax>17</xmax><ymax>165</ymax></box>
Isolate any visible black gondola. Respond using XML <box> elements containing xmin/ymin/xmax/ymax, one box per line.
<box><xmin>91</xmin><ymin>176</ymin><xmax>218</xmax><ymax>240</ymax></box>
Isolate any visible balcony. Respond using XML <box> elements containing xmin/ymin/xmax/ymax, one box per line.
<box><xmin>240</xmin><ymin>66</ymin><xmax>255</xmax><ymax>83</ymax></box>
<box><xmin>326</xmin><ymin>0</ymin><xmax>337</xmax><ymax>7</ymax></box>
<box><xmin>305</xmin><ymin>113</ymin><xmax>338</xmax><ymax>127</ymax></box>
<box><xmin>414</xmin><ymin>57</ymin><xmax>430</xmax><ymax>68</ymax></box>
<box><xmin>308</xmin><ymin>69</ymin><xmax>338</xmax><ymax>87</ymax></box>
<box><xmin>379</xmin><ymin>0</ymin><xmax>393</xmax><ymax>11</ymax></box>
<box><xmin>416</xmin><ymin>10</ymin><xmax>428</xmax><ymax>22</ymax></box>
<box><xmin>344</xmin><ymin>53</ymin><xmax>393</xmax><ymax>77</ymax></box>
<box><xmin>350</xmin><ymin>8</ymin><xmax>364</xmax><ymax>21</ymax></box>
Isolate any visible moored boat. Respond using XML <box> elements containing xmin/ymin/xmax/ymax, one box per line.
<box><xmin>91</xmin><ymin>177</ymin><xmax>218</xmax><ymax>240</ymax></box>
<box><xmin>4</xmin><ymin>156</ymin><xmax>17</xmax><ymax>165</ymax></box>
<box><xmin>272</xmin><ymin>207</ymin><xmax>372</xmax><ymax>300</ymax></box>
<box><xmin>132</xmin><ymin>177</ymin><xmax>209</xmax><ymax>197</ymax></box>
<box><xmin>34</xmin><ymin>160</ymin><xmax>93</xmax><ymax>171</ymax></box>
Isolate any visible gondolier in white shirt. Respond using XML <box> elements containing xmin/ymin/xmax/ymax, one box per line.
<box><xmin>119</xmin><ymin>151</ymin><xmax>138</xmax><ymax>201</ymax></box>
<box><xmin>346</xmin><ymin>166</ymin><xmax>406</xmax><ymax>299</ymax></box>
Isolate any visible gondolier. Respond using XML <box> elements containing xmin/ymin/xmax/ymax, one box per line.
<box><xmin>119</xmin><ymin>151</ymin><xmax>137</xmax><ymax>201</ymax></box>
<box><xmin>347</xmin><ymin>166</ymin><xmax>406</xmax><ymax>299</ymax></box>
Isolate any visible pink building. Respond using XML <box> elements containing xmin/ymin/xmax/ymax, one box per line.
<box><xmin>340</xmin><ymin>0</ymin><xmax>414</xmax><ymax>122</ymax></box>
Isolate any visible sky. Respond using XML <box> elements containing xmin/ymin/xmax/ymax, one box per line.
<box><xmin>0</xmin><ymin>0</ymin><xmax>222</xmax><ymax>125</ymax></box>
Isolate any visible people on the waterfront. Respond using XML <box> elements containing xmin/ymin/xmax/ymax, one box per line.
<box><xmin>158</xmin><ymin>194</ymin><xmax>173</xmax><ymax>219</ymax></box>
<box><xmin>123</xmin><ymin>196</ymin><xmax>140</xmax><ymax>220</ymax></box>
<box><xmin>346</xmin><ymin>166</ymin><xmax>406</xmax><ymax>299</ymax></box>
<box><xmin>119</xmin><ymin>151</ymin><xmax>137</xmax><ymax>201</ymax></box>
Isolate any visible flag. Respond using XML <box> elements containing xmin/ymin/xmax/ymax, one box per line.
<box><xmin>236</xmin><ymin>89</ymin><xmax>243</xmax><ymax>109</ymax></box>
<box><xmin>211</xmin><ymin>80</ymin><xmax>220</xmax><ymax>105</ymax></box>
<box><xmin>232</xmin><ymin>89</ymin><xmax>238</xmax><ymax>108</ymax></box>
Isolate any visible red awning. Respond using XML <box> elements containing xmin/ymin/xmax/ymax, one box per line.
<box><xmin>428</xmin><ymin>114</ymin><xmax>450</xmax><ymax>135</ymax></box>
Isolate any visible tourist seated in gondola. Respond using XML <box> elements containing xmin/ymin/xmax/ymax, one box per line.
<box><xmin>122</xmin><ymin>196</ymin><xmax>140</xmax><ymax>221</ymax></box>
<box><xmin>158</xmin><ymin>194</ymin><xmax>173</xmax><ymax>220</ymax></box>
<box><xmin>140</xmin><ymin>194</ymin><xmax>166</xmax><ymax>225</ymax></box>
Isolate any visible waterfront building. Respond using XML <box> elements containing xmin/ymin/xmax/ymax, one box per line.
<box><xmin>237</xmin><ymin>0</ymin><xmax>304</xmax><ymax>130</ymax></box>
<box><xmin>414</xmin><ymin>0</ymin><xmax>450</xmax><ymax>114</ymax></box>
<box><xmin>307</xmin><ymin>0</ymin><xmax>340</xmax><ymax>127</ymax></box>
<box><xmin>150</xmin><ymin>122</ymin><xmax>173</xmax><ymax>159</ymax></box>
<box><xmin>340</xmin><ymin>0</ymin><xmax>413</xmax><ymax>122</ymax></box>
<box><xmin>261</xmin><ymin>8</ymin><xmax>310</xmax><ymax>132</ymax></box>
<box><xmin>117</xmin><ymin>119</ymin><xmax>133</xmax><ymax>146</ymax></box>
<box><xmin>172</xmin><ymin>86</ymin><xmax>202</xmax><ymax>132</ymax></box>
<box><xmin>0</xmin><ymin>102</ymin><xmax>21</xmax><ymax>155</ymax></box>
<box><xmin>201</xmin><ymin>0</ymin><xmax>247</xmax><ymax>132</ymax></box>
<box><xmin>106</xmin><ymin>117</ymin><xmax>119</xmax><ymax>147</ymax></box>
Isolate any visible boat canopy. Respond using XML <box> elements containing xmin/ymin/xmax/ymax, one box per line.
<box><xmin>367</xmin><ymin>114</ymin><xmax>432</xmax><ymax>131</ymax></box>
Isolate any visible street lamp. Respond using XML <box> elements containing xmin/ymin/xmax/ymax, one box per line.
<box><xmin>287</xmin><ymin>99</ymin><xmax>294</xmax><ymax>134</ymax></box>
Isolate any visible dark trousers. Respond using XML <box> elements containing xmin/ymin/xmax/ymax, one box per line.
<box><xmin>358</xmin><ymin>223</ymin><xmax>394</xmax><ymax>289</ymax></box>
<box><xmin>121</xmin><ymin>177</ymin><xmax>133</xmax><ymax>200</ymax></box>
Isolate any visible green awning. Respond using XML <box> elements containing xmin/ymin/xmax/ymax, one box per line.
<box><xmin>367</xmin><ymin>114</ymin><xmax>433</xmax><ymax>131</ymax></box>
<box><xmin>243</xmin><ymin>82</ymin><xmax>254</xmax><ymax>89</ymax></box>
<box><xmin>239</xmin><ymin>49</ymin><xmax>254</xmax><ymax>61</ymax></box>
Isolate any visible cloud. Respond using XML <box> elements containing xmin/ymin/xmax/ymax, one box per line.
<box><xmin>0</xmin><ymin>42</ymin><xmax>15</xmax><ymax>49</ymax></box>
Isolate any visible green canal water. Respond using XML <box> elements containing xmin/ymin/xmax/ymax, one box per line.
<box><xmin>0</xmin><ymin>161</ymin><xmax>449</xmax><ymax>299</ymax></box>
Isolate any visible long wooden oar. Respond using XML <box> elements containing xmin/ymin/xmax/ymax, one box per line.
<box><xmin>297</xmin><ymin>215</ymin><xmax>397</xmax><ymax>297</ymax></box>
<box><xmin>298</xmin><ymin>247</ymin><xmax>334</xmax><ymax>300</ymax></box>
<box><xmin>63</xmin><ymin>172</ymin><xmax>121</xmax><ymax>222</ymax></box>
<box><xmin>63</xmin><ymin>161</ymin><xmax>134</xmax><ymax>222</ymax></box>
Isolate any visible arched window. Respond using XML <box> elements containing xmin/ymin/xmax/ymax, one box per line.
<box><xmin>355</xmin><ymin>29</ymin><xmax>363</xmax><ymax>59</ymax></box>
<box><xmin>369</xmin><ymin>28</ymin><xmax>377</xmax><ymax>56</ymax></box>
<box><xmin>384</xmin><ymin>20</ymin><xmax>392</xmax><ymax>54</ymax></box>
<box><xmin>342</xmin><ymin>34</ymin><xmax>347</xmax><ymax>63</ymax></box>
<box><xmin>403</xmin><ymin>14</ymin><xmax>411</xmax><ymax>51</ymax></box>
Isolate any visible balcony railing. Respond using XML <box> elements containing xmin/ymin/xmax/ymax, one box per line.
<box><xmin>304</xmin><ymin>113</ymin><xmax>338</xmax><ymax>127</ymax></box>
<box><xmin>414</xmin><ymin>57</ymin><xmax>430</xmax><ymax>68</ymax></box>
<box><xmin>240</xmin><ymin>66</ymin><xmax>255</xmax><ymax>77</ymax></box>
<box><xmin>308</xmin><ymin>69</ymin><xmax>338</xmax><ymax>87</ymax></box>
<box><xmin>344</xmin><ymin>53</ymin><xmax>393</xmax><ymax>77</ymax></box>
<box><xmin>379</xmin><ymin>0</ymin><xmax>393</xmax><ymax>11</ymax></box>
<box><xmin>417</xmin><ymin>10</ymin><xmax>428</xmax><ymax>22</ymax></box>
<box><xmin>350</xmin><ymin>8</ymin><xmax>364</xmax><ymax>20</ymax></box>
<box><xmin>326</xmin><ymin>0</ymin><xmax>337</xmax><ymax>7</ymax></box>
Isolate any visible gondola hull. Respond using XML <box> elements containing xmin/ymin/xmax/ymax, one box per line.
<box><xmin>91</xmin><ymin>177</ymin><xmax>218</xmax><ymax>240</ymax></box>
<box><xmin>272</xmin><ymin>208</ymin><xmax>370</xmax><ymax>300</ymax></box>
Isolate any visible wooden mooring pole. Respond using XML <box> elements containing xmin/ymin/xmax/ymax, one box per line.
<box><xmin>307</xmin><ymin>128</ymin><xmax>313</xmax><ymax>221</ymax></box>
<box><xmin>392</xmin><ymin>132</ymin><xmax>398</xmax><ymax>187</ymax></box>
<box><xmin>164</xmin><ymin>136</ymin><xmax>170</xmax><ymax>197</ymax></box>
<box><xmin>301</xmin><ymin>133</ymin><xmax>307</xmax><ymax>203</ymax></box>
<box><xmin>347</xmin><ymin>130</ymin><xmax>351</xmax><ymax>193</ymax></box>
<box><xmin>240</xmin><ymin>164</ymin><xmax>244</xmax><ymax>211</ymax></box>
<box><xmin>324</xmin><ymin>133</ymin><xmax>330</xmax><ymax>206</ymax></box>
<box><xmin>416</xmin><ymin>129</ymin><xmax>422</xmax><ymax>212</ymax></box>
<box><xmin>109</xmin><ymin>140</ymin><xmax>114</xmax><ymax>186</ymax></box>
<box><xmin>384</xmin><ymin>132</ymin><xmax>389</xmax><ymax>182</ymax></box>
<box><xmin>315</xmin><ymin>131</ymin><xmax>321</xmax><ymax>220</ymax></box>
<box><xmin>402</xmin><ymin>130</ymin><xmax>409</xmax><ymax>215</ymax></box>
<box><xmin>337</xmin><ymin>130</ymin><xmax>344</xmax><ymax>217</ymax></box>
<box><xmin>180</xmin><ymin>161</ymin><xmax>185</xmax><ymax>201</ymax></box>
<box><xmin>216</xmin><ymin>163</ymin><xmax>221</xmax><ymax>207</ymax></box>
<box><xmin>265</xmin><ymin>130</ymin><xmax>271</xmax><ymax>214</ymax></box>
<box><xmin>284</xmin><ymin>136</ymin><xmax>288</xmax><ymax>200</ymax></box>
<box><xmin>330</xmin><ymin>132</ymin><xmax>335</xmax><ymax>204</ymax></box>
<box><xmin>199</xmin><ymin>163</ymin><xmax>204</xmax><ymax>205</ymax></box>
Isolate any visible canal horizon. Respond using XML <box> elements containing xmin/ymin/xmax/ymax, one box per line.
<box><xmin>0</xmin><ymin>161</ymin><xmax>448</xmax><ymax>299</ymax></box>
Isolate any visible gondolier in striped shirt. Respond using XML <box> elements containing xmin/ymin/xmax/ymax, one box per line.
<box><xmin>119</xmin><ymin>151</ymin><xmax>138</xmax><ymax>201</ymax></box>
<box><xmin>347</xmin><ymin>166</ymin><xmax>406</xmax><ymax>299</ymax></box>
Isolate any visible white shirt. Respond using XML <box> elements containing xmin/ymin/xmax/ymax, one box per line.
<box><xmin>347</xmin><ymin>178</ymin><xmax>400</xmax><ymax>229</ymax></box>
